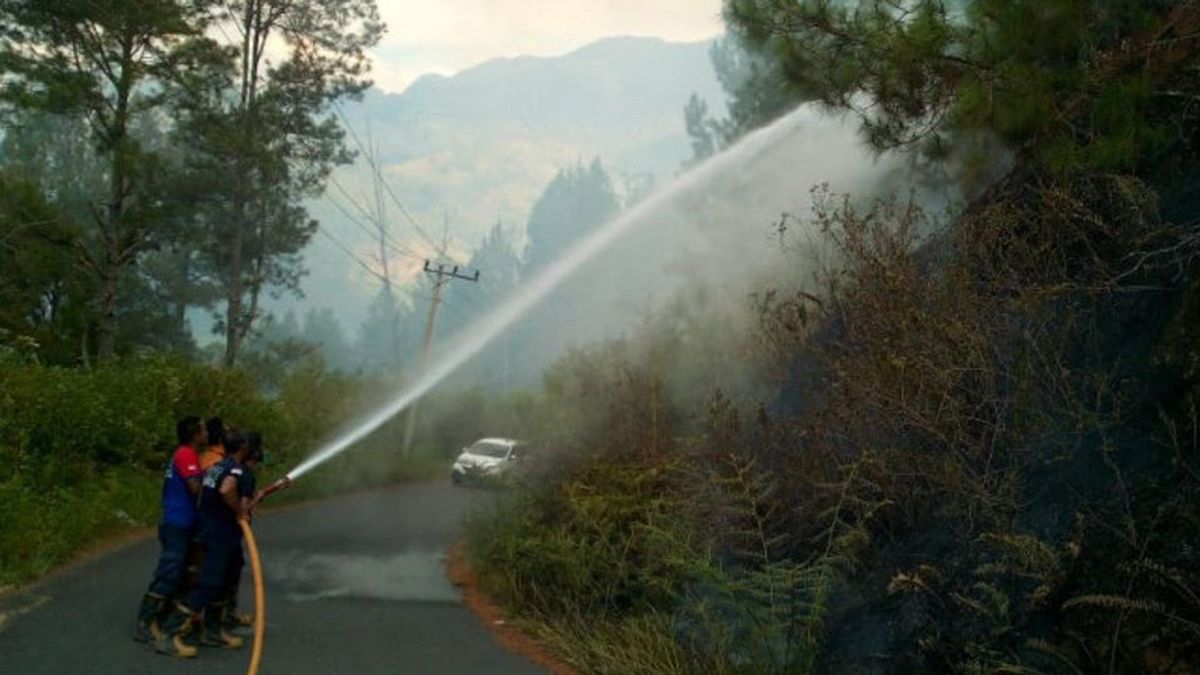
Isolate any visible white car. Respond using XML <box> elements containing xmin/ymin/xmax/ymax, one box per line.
<box><xmin>451</xmin><ymin>437</ymin><xmax>524</xmax><ymax>485</ymax></box>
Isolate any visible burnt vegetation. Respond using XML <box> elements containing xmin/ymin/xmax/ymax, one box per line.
<box><xmin>467</xmin><ymin>2</ymin><xmax>1200</xmax><ymax>673</ymax></box>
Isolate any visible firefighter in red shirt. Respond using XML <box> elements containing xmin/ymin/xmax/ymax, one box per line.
<box><xmin>133</xmin><ymin>416</ymin><xmax>206</xmax><ymax>647</ymax></box>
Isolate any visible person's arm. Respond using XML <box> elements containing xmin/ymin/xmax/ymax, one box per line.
<box><xmin>219</xmin><ymin>475</ymin><xmax>245</xmax><ymax>520</ymax></box>
<box><xmin>176</xmin><ymin>448</ymin><xmax>203</xmax><ymax>497</ymax></box>
<box><xmin>238</xmin><ymin>470</ymin><xmax>260</xmax><ymax>516</ymax></box>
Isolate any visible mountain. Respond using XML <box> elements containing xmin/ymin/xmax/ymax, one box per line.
<box><xmin>298</xmin><ymin>36</ymin><xmax>724</xmax><ymax>330</ymax></box>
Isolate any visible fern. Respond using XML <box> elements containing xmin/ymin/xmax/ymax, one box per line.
<box><xmin>1064</xmin><ymin>594</ymin><xmax>1200</xmax><ymax>636</ymax></box>
<box><xmin>1025</xmin><ymin>638</ymin><xmax>1086</xmax><ymax>675</ymax></box>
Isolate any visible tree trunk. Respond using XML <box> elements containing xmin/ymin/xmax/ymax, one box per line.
<box><xmin>173</xmin><ymin>250</ymin><xmax>190</xmax><ymax>331</ymax></box>
<box><xmin>94</xmin><ymin>143</ymin><xmax>127</xmax><ymax>362</ymax></box>
<box><xmin>93</xmin><ymin>241</ymin><xmax>121</xmax><ymax>360</ymax></box>
<box><xmin>222</xmin><ymin>1</ymin><xmax>268</xmax><ymax>369</ymax></box>
<box><xmin>93</xmin><ymin>35</ymin><xmax>135</xmax><ymax>363</ymax></box>
<box><xmin>222</xmin><ymin>211</ymin><xmax>246</xmax><ymax>367</ymax></box>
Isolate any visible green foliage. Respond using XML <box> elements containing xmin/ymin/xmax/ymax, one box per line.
<box><xmin>0</xmin><ymin>471</ymin><xmax>159</xmax><ymax>586</ymax></box>
<box><xmin>0</xmin><ymin>0</ymin><xmax>225</xmax><ymax>360</ymax></box>
<box><xmin>523</xmin><ymin>612</ymin><xmax>696</xmax><ymax>675</ymax></box>
<box><xmin>523</xmin><ymin>158</ymin><xmax>620</xmax><ymax>274</ymax></box>
<box><xmin>465</xmin><ymin>333</ymin><xmax>871</xmax><ymax>674</ymax></box>
<box><xmin>0</xmin><ymin>353</ymin><xmax>435</xmax><ymax>586</ymax></box>
<box><xmin>723</xmin><ymin>0</ymin><xmax>1200</xmax><ymax>177</ymax></box>
<box><xmin>174</xmin><ymin>0</ymin><xmax>384</xmax><ymax>366</ymax></box>
<box><xmin>468</xmin><ymin>166</ymin><xmax>1200</xmax><ymax>673</ymax></box>
<box><xmin>683</xmin><ymin>35</ymin><xmax>811</xmax><ymax>165</ymax></box>
<box><xmin>0</xmin><ymin>170</ymin><xmax>88</xmax><ymax>363</ymax></box>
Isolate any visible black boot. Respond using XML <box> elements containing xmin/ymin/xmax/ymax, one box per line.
<box><xmin>153</xmin><ymin>603</ymin><xmax>199</xmax><ymax>658</ymax></box>
<box><xmin>200</xmin><ymin>601</ymin><xmax>244</xmax><ymax>649</ymax></box>
<box><xmin>223</xmin><ymin>594</ymin><xmax>253</xmax><ymax>632</ymax></box>
<box><xmin>133</xmin><ymin>592</ymin><xmax>167</xmax><ymax>643</ymax></box>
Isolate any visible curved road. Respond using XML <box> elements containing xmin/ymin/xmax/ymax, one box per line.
<box><xmin>0</xmin><ymin>482</ymin><xmax>545</xmax><ymax>674</ymax></box>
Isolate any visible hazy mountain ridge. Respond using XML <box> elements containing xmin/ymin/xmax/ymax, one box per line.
<box><xmin>304</xmin><ymin>35</ymin><xmax>724</xmax><ymax>328</ymax></box>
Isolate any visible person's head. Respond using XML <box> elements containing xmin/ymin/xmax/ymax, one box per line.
<box><xmin>176</xmin><ymin>416</ymin><xmax>204</xmax><ymax>447</ymax></box>
<box><xmin>205</xmin><ymin>417</ymin><xmax>226</xmax><ymax>448</ymax></box>
<box><xmin>246</xmin><ymin>432</ymin><xmax>264</xmax><ymax>469</ymax></box>
<box><xmin>225</xmin><ymin>430</ymin><xmax>249</xmax><ymax>463</ymax></box>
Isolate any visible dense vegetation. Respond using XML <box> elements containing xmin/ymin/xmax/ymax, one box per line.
<box><xmin>0</xmin><ymin>0</ymin><xmax>396</xmax><ymax>587</ymax></box>
<box><xmin>467</xmin><ymin>2</ymin><xmax>1200</xmax><ymax>674</ymax></box>
<box><xmin>0</xmin><ymin>0</ymin><xmax>646</xmax><ymax>591</ymax></box>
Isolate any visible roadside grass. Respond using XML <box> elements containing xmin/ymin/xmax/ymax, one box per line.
<box><xmin>521</xmin><ymin>612</ymin><xmax>695</xmax><ymax>675</ymax></box>
<box><xmin>0</xmin><ymin>471</ymin><xmax>159</xmax><ymax>587</ymax></box>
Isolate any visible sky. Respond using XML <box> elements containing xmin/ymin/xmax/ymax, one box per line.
<box><xmin>370</xmin><ymin>0</ymin><xmax>725</xmax><ymax>92</ymax></box>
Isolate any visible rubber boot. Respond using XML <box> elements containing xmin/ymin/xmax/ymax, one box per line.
<box><xmin>224</xmin><ymin>595</ymin><xmax>253</xmax><ymax>631</ymax></box>
<box><xmin>153</xmin><ymin>603</ymin><xmax>199</xmax><ymax>658</ymax></box>
<box><xmin>200</xmin><ymin>601</ymin><xmax>244</xmax><ymax>649</ymax></box>
<box><xmin>133</xmin><ymin>593</ymin><xmax>167</xmax><ymax>643</ymax></box>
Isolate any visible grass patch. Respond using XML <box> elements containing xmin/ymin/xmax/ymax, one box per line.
<box><xmin>0</xmin><ymin>471</ymin><xmax>159</xmax><ymax>586</ymax></box>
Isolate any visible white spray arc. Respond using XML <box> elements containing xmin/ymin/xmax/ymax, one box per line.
<box><xmin>286</xmin><ymin>105</ymin><xmax>835</xmax><ymax>481</ymax></box>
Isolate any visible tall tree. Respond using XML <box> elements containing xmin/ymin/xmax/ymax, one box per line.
<box><xmin>435</xmin><ymin>220</ymin><xmax>523</xmax><ymax>389</ymax></box>
<box><xmin>356</xmin><ymin>286</ymin><xmax>406</xmax><ymax>373</ymax></box>
<box><xmin>0</xmin><ymin>170</ymin><xmax>87</xmax><ymax>363</ymax></box>
<box><xmin>301</xmin><ymin>306</ymin><xmax>351</xmax><ymax>371</ymax></box>
<box><xmin>683</xmin><ymin>93</ymin><xmax>717</xmax><ymax>167</ymax></box>
<box><xmin>3</xmin><ymin>110</ymin><xmax>220</xmax><ymax>356</ymax></box>
<box><xmin>723</xmin><ymin>0</ymin><xmax>1200</xmax><ymax>176</ymax></box>
<box><xmin>0</xmin><ymin>0</ymin><xmax>217</xmax><ymax>361</ymax></box>
<box><xmin>523</xmin><ymin>159</ymin><xmax>620</xmax><ymax>273</ymax></box>
<box><xmin>506</xmin><ymin>160</ymin><xmax>622</xmax><ymax>385</ymax></box>
<box><xmin>682</xmin><ymin>35</ymin><xmax>809</xmax><ymax>166</ymax></box>
<box><xmin>181</xmin><ymin>0</ymin><xmax>383</xmax><ymax>367</ymax></box>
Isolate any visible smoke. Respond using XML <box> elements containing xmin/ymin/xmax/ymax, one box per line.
<box><xmin>287</xmin><ymin>103</ymin><xmax>957</xmax><ymax>480</ymax></box>
<box><xmin>475</xmin><ymin>105</ymin><xmax>952</xmax><ymax>391</ymax></box>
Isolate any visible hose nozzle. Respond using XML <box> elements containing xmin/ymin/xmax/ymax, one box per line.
<box><xmin>259</xmin><ymin>476</ymin><xmax>293</xmax><ymax>501</ymax></box>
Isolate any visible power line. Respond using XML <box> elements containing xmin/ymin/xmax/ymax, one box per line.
<box><xmin>327</xmin><ymin>175</ymin><xmax>376</xmax><ymax>224</ymax></box>
<box><xmin>326</xmin><ymin>175</ymin><xmax>422</xmax><ymax>259</ymax></box>
<box><xmin>330</xmin><ymin>101</ymin><xmax>464</xmax><ymax>264</ymax></box>
<box><xmin>316</xmin><ymin>225</ymin><xmax>387</xmax><ymax>283</ymax></box>
<box><xmin>325</xmin><ymin>191</ymin><xmax>421</xmax><ymax>261</ymax></box>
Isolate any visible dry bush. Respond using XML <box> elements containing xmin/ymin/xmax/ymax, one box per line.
<box><xmin>745</xmin><ymin>172</ymin><xmax>1200</xmax><ymax>672</ymax></box>
<box><xmin>469</xmin><ymin>169</ymin><xmax>1200</xmax><ymax>673</ymax></box>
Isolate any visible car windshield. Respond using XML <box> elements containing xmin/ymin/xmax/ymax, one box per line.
<box><xmin>469</xmin><ymin>440</ymin><xmax>510</xmax><ymax>458</ymax></box>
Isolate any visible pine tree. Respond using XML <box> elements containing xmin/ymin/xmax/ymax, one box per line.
<box><xmin>0</xmin><ymin>0</ymin><xmax>220</xmax><ymax>360</ymax></box>
<box><xmin>723</xmin><ymin>0</ymin><xmax>1200</xmax><ymax>176</ymax></box>
<box><xmin>175</xmin><ymin>0</ymin><xmax>384</xmax><ymax>366</ymax></box>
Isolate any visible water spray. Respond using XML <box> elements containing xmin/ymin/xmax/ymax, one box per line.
<box><xmin>275</xmin><ymin>106</ymin><xmax>819</xmax><ymax>485</ymax></box>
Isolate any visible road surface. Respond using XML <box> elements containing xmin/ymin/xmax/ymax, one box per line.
<box><xmin>0</xmin><ymin>482</ymin><xmax>545</xmax><ymax>674</ymax></box>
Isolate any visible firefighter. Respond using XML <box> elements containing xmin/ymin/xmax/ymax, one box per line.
<box><xmin>156</xmin><ymin>431</ymin><xmax>251</xmax><ymax>656</ymax></box>
<box><xmin>199</xmin><ymin>416</ymin><xmax>227</xmax><ymax>471</ymax></box>
<box><xmin>222</xmin><ymin>431</ymin><xmax>265</xmax><ymax>630</ymax></box>
<box><xmin>134</xmin><ymin>416</ymin><xmax>206</xmax><ymax>648</ymax></box>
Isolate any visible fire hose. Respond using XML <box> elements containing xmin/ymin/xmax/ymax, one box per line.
<box><xmin>238</xmin><ymin>476</ymin><xmax>292</xmax><ymax>675</ymax></box>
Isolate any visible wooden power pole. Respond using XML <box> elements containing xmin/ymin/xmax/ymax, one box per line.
<box><xmin>402</xmin><ymin>260</ymin><xmax>480</xmax><ymax>455</ymax></box>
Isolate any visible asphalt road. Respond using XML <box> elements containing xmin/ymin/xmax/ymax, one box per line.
<box><xmin>0</xmin><ymin>481</ymin><xmax>546</xmax><ymax>675</ymax></box>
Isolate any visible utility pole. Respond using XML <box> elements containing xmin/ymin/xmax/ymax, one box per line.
<box><xmin>402</xmin><ymin>260</ymin><xmax>480</xmax><ymax>455</ymax></box>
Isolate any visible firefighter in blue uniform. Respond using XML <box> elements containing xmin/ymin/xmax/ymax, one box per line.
<box><xmin>223</xmin><ymin>431</ymin><xmax>265</xmax><ymax>630</ymax></box>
